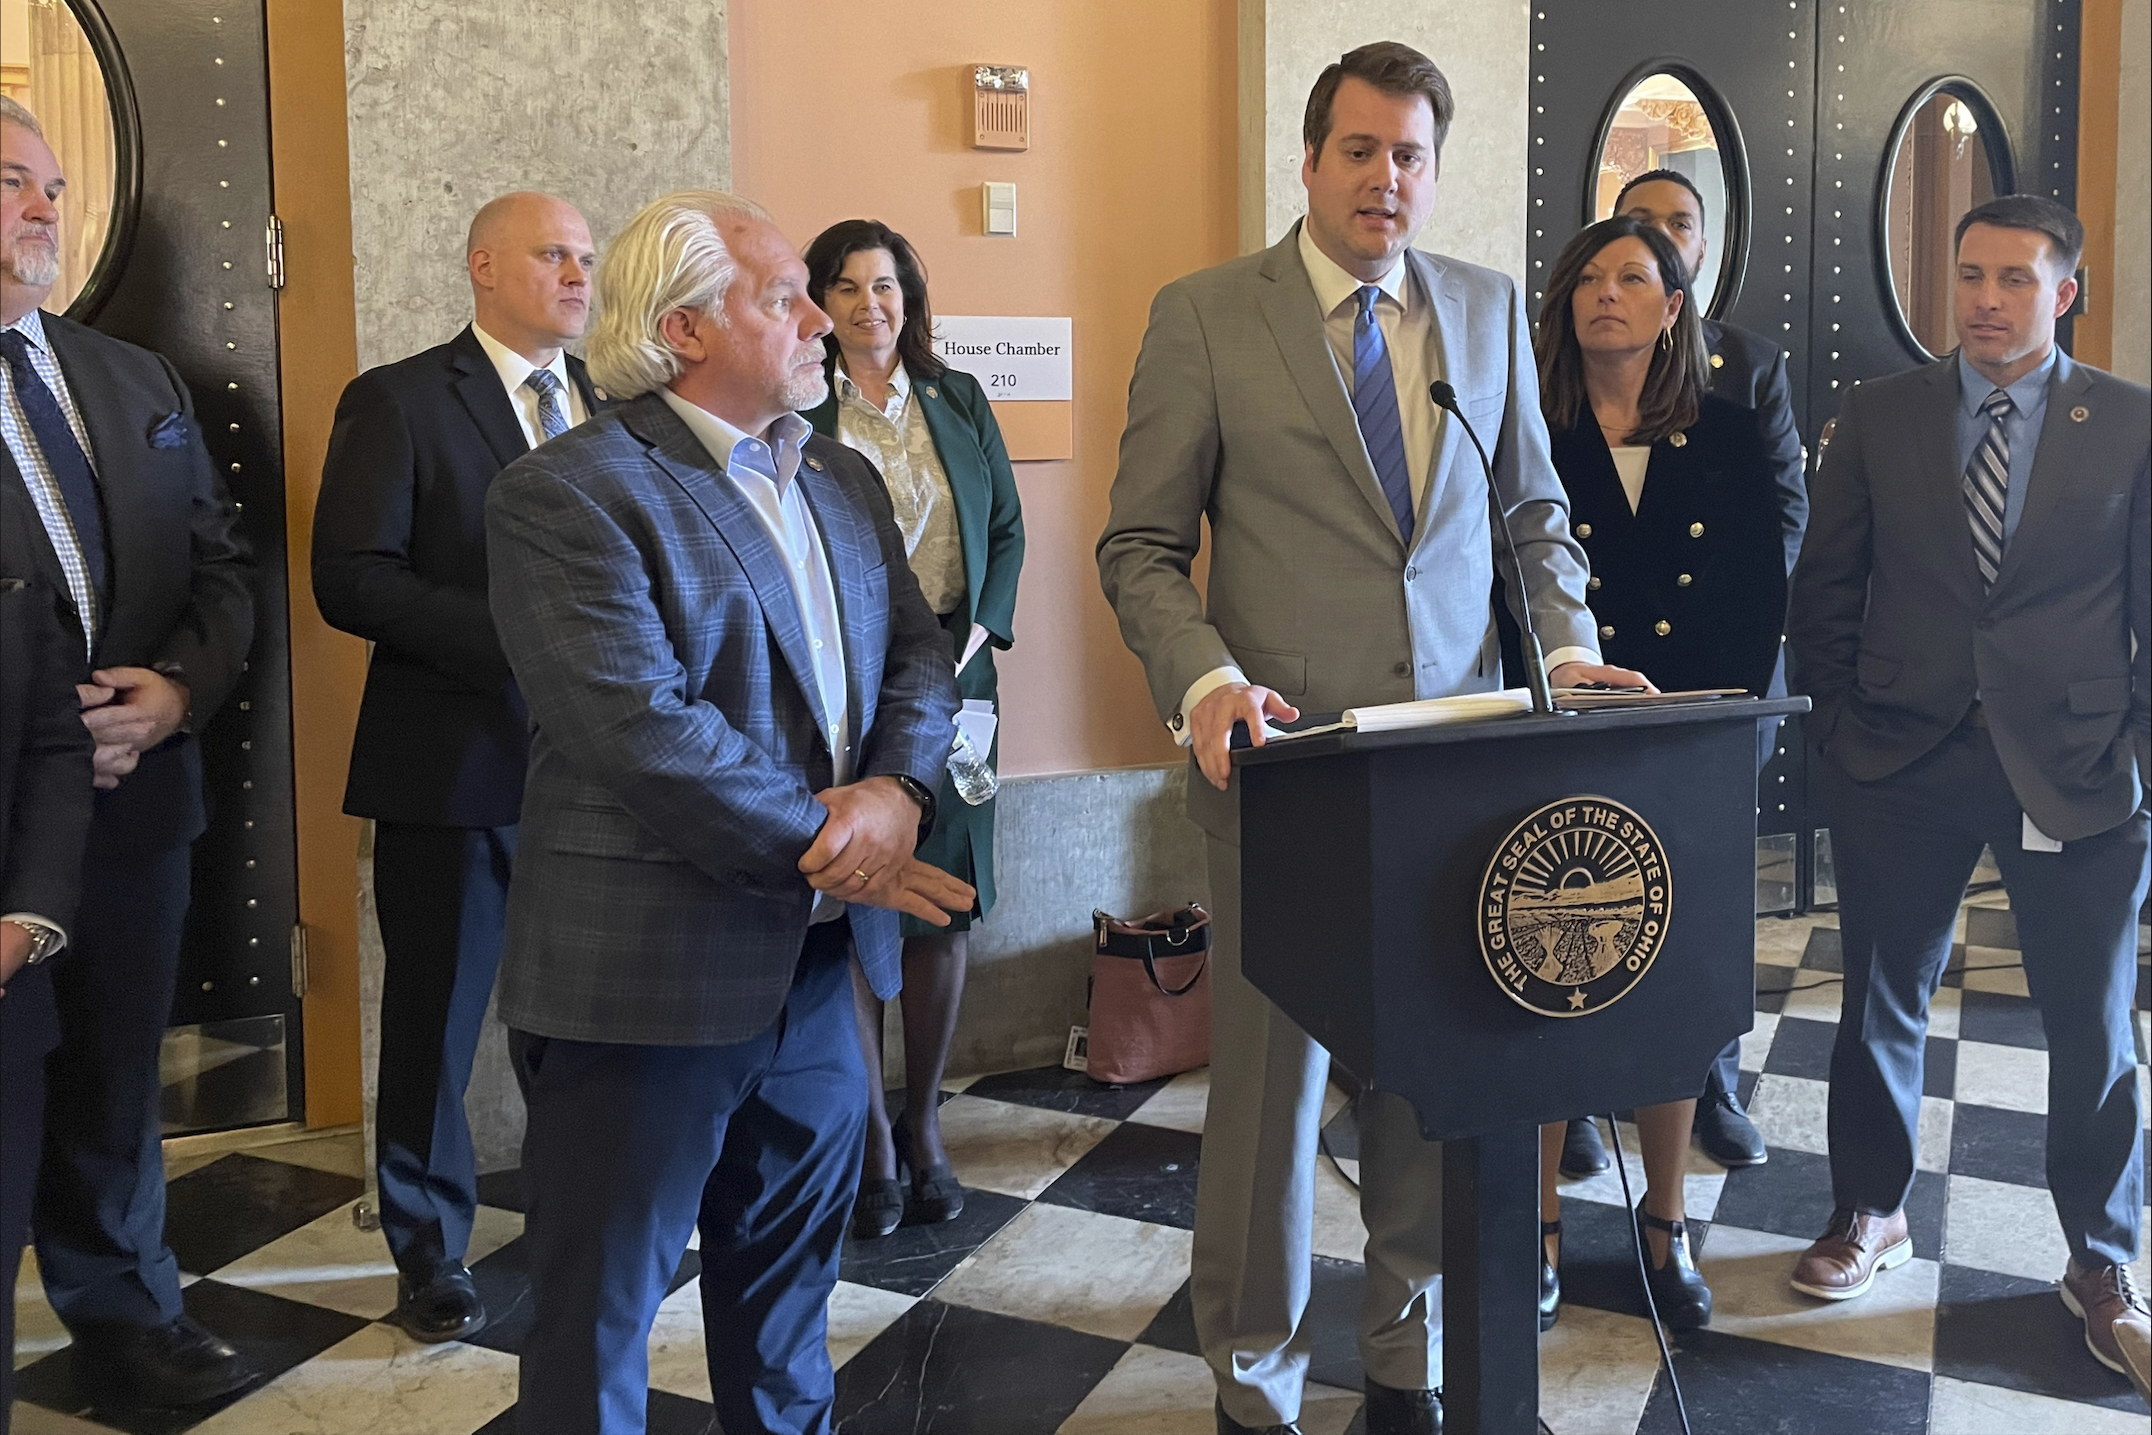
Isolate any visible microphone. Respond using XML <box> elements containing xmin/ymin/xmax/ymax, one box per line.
<box><xmin>1430</xmin><ymin>381</ymin><xmax>1558</xmax><ymax>716</ymax></box>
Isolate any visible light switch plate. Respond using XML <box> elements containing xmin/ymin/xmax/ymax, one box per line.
<box><xmin>982</xmin><ymin>181</ymin><xmax>1018</xmax><ymax>236</ymax></box>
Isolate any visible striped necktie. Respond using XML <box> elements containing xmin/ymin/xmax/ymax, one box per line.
<box><xmin>1351</xmin><ymin>285</ymin><xmax>1416</xmax><ymax>545</ymax></box>
<box><xmin>524</xmin><ymin>369</ymin><xmax>570</xmax><ymax>442</ymax></box>
<box><xmin>1963</xmin><ymin>388</ymin><xmax>2011</xmax><ymax>591</ymax></box>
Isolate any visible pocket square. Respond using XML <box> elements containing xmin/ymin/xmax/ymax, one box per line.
<box><xmin>149</xmin><ymin>412</ymin><xmax>189</xmax><ymax>449</ymax></box>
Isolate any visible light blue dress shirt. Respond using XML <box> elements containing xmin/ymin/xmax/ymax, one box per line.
<box><xmin>1954</xmin><ymin>347</ymin><xmax>2056</xmax><ymax>547</ymax></box>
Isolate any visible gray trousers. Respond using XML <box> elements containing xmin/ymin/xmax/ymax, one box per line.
<box><xmin>1194</xmin><ymin>837</ymin><xmax>1444</xmax><ymax>1428</ymax></box>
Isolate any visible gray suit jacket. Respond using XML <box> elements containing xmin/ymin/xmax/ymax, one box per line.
<box><xmin>486</xmin><ymin>393</ymin><xmax>958</xmax><ymax>1045</ymax></box>
<box><xmin>1788</xmin><ymin>352</ymin><xmax>2151</xmax><ymax>841</ymax></box>
<box><xmin>1097</xmin><ymin>224</ymin><xmax>1598</xmax><ymax>839</ymax></box>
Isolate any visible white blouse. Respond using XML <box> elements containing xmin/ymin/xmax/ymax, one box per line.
<box><xmin>1610</xmin><ymin>445</ymin><xmax>1651</xmax><ymax>514</ymax></box>
<box><xmin>832</xmin><ymin>363</ymin><xmax>968</xmax><ymax>617</ymax></box>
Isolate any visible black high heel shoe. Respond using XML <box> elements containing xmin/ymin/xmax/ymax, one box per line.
<box><xmin>1540</xmin><ymin>1219</ymin><xmax>1562</xmax><ymax>1332</ymax></box>
<box><xmin>852</xmin><ymin>1171</ymin><xmax>906</xmax><ymax>1239</ymax></box>
<box><xmin>892</xmin><ymin>1113</ymin><xmax>964</xmax><ymax>1224</ymax></box>
<box><xmin>1635</xmin><ymin>1202</ymin><xmax>1712</xmax><ymax>1329</ymax></box>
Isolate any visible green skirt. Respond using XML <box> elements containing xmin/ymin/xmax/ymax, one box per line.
<box><xmin>902</xmin><ymin>608</ymin><xmax>999</xmax><ymax>938</ymax></box>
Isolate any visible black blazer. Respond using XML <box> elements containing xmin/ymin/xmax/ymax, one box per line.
<box><xmin>1553</xmin><ymin>393</ymin><xmax>1788</xmax><ymax>697</ymax></box>
<box><xmin>0</xmin><ymin>313</ymin><xmax>255</xmax><ymax>855</ymax></box>
<box><xmin>0</xmin><ymin>575</ymin><xmax>94</xmax><ymax>1062</ymax></box>
<box><xmin>1702</xmin><ymin>319</ymin><xmax>1809</xmax><ymax>579</ymax></box>
<box><xmin>312</xmin><ymin>326</ymin><xmax>602</xmax><ymax>828</ymax></box>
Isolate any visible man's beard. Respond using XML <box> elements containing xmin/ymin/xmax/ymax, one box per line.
<box><xmin>3</xmin><ymin>235</ymin><xmax>61</xmax><ymax>288</ymax></box>
<box><xmin>781</xmin><ymin>364</ymin><xmax>829</xmax><ymax>413</ymax></box>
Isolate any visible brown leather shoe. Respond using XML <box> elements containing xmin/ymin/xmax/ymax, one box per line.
<box><xmin>2060</xmin><ymin>1258</ymin><xmax>2151</xmax><ymax>1399</ymax></box>
<box><xmin>1788</xmin><ymin>1206</ymin><xmax>1912</xmax><ymax>1301</ymax></box>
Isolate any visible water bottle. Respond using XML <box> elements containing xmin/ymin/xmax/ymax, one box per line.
<box><xmin>947</xmin><ymin>700</ymin><xmax>999</xmax><ymax>805</ymax></box>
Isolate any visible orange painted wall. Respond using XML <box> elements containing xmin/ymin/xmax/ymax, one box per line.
<box><xmin>732</xmin><ymin>0</ymin><xmax>1238</xmax><ymax>777</ymax></box>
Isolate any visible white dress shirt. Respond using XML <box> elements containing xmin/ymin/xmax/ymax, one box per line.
<box><xmin>472</xmin><ymin>323</ymin><xmax>588</xmax><ymax>448</ymax></box>
<box><xmin>656</xmin><ymin>389</ymin><xmax>851</xmax><ymax>920</ymax></box>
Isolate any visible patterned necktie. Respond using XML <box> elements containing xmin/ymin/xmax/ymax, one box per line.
<box><xmin>1963</xmin><ymin>388</ymin><xmax>2012</xmax><ymax>591</ymax></box>
<box><xmin>1350</xmin><ymin>285</ymin><xmax>1416</xmax><ymax>545</ymax></box>
<box><xmin>524</xmin><ymin>368</ymin><xmax>570</xmax><ymax>442</ymax></box>
<box><xmin>0</xmin><ymin>328</ymin><xmax>108</xmax><ymax>613</ymax></box>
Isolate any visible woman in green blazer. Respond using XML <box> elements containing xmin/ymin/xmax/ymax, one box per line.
<box><xmin>802</xmin><ymin>220</ymin><xmax>1025</xmax><ymax>1237</ymax></box>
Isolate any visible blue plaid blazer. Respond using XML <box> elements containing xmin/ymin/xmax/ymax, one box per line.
<box><xmin>485</xmin><ymin>392</ymin><xmax>958</xmax><ymax>1045</ymax></box>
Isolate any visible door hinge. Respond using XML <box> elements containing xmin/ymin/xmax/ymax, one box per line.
<box><xmin>264</xmin><ymin>214</ymin><xmax>286</xmax><ymax>290</ymax></box>
<box><xmin>289</xmin><ymin>922</ymin><xmax>309</xmax><ymax>998</ymax></box>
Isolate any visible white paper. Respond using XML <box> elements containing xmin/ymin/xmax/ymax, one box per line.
<box><xmin>2021</xmin><ymin>812</ymin><xmax>2064</xmax><ymax>853</ymax></box>
<box><xmin>955</xmin><ymin>698</ymin><xmax>997</xmax><ymax>755</ymax></box>
<box><xmin>932</xmin><ymin>316</ymin><xmax>1073</xmax><ymax>401</ymax></box>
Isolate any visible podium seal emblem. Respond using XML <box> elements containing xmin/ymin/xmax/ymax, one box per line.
<box><xmin>1478</xmin><ymin>795</ymin><xmax>1671</xmax><ymax>1017</ymax></box>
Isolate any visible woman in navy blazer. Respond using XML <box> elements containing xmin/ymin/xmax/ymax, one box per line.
<box><xmin>801</xmin><ymin>220</ymin><xmax>1025</xmax><ymax>1237</ymax></box>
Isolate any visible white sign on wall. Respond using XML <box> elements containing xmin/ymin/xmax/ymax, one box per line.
<box><xmin>931</xmin><ymin>316</ymin><xmax>1073</xmax><ymax>402</ymax></box>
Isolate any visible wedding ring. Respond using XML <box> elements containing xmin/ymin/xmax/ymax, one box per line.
<box><xmin>853</xmin><ymin>869</ymin><xmax>872</xmax><ymax>886</ymax></box>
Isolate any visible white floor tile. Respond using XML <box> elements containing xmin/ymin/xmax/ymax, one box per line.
<box><xmin>1928</xmin><ymin>1375</ymin><xmax>2151</xmax><ymax>1434</ymax></box>
<box><xmin>1057</xmin><ymin>1344</ymin><xmax>1362</xmax><ymax>1435</ymax></box>
<box><xmin>647</xmin><ymin>1268</ymin><xmax>920</xmax><ymax>1393</ymax></box>
<box><xmin>188</xmin><ymin>1323</ymin><xmax>519</xmax><ymax>1435</ymax></box>
<box><xmin>254</xmin><ymin>1131</ymin><xmax>368</xmax><ymax>1179</ymax></box>
<box><xmin>1127</xmin><ymin>1069</ymin><xmax>1210</xmax><ymax>1135</ymax></box>
<box><xmin>1746</xmin><ymin>1073</ymin><xmax>1949</xmax><ymax>1172</ymax></box>
<box><xmin>1699</xmin><ymin>1222</ymin><xmax>1938</xmax><ymax>1371</ymax></box>
<box><xmin>9</xmin><ymin>1402</ymin><xmax>126</xmax><ymax>1435</ymax></box>
<box><xmin>934</xmin><ymin>1094</ymin><xmax>1117</xmax><ymax>1200</ymax></box>
<box><xmin>828</xmin><ymin>1280</ymin><xmax>920</xmax><ymax>1371</ymax></box>
<box><xmin>1953</xmin><ymin>1042</ymin><xmax>2048</xmax><ymax>1114</ymax></box>
<box><xmin>1554</xmin><ymin>1119</ymin><xmax>1728</xmax><ymax>1223</ymax></box>
<box><xmin>207</xmin><ymin>1199</ymin><xmax>522</xmax><ymax>1320</ymax></box>
<box><xmin>1944</xmin><ymin>1174</ymin><xmax>2070</xmax><ymax>1283</ymax></box>
<box><xmin>933</xmin><ymin>1202</ymin><xmax>1193</xmax><ymax>1342</ymax></box>
<box><xmin>13</xmin><ymin>1251</ymin><xmax>65</xmax><ymax>1372</ymax></box>
<box><xmin>1739</xmin><ymin>1011</ymin><xmax>1781</xmax><ymax>1073</ymax></box>
<box><xmin>1928</xmin><ymin>985</ymin><xmax>1963</xmax><ymax>1041</ymax></box>
<box><xmin>1311</xmin><ymin>1148</ymin><xmax>1371</xmax><ymax>1265</ymax></box>
<box><xmin>1538</xmin><ymin>1303</ymin><xmax>1665</xmax><ymax>1435</ymax></box>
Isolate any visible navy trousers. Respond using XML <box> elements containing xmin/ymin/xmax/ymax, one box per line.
<box><xmin>1701</xmin><ymin>693</ymin><xmax>1794</xmax><ymax>1105</ymax></box>
<box><xmin>34</xmin><ymin>834</ymin><xmax>191</xmax><ymax>1330</ymax></box>
<box><xmin>1822</xmin><ymin>723</ymin><xmax>2148</xmax><ymax>1265</ymax></box>
<box><xmin>510</xmin><ymin>920</ymin><xmax>865</xmax><ymax>1435</ymax></box>
<box><xmin>372</xmin><ymin>822</ymin><xmax>515</xmax><ymax>1276</ymax></box>
<box><xmin>2</xmin><ymin>963</ymin><xmax>59</xmax><ymax>1431</ymax></box>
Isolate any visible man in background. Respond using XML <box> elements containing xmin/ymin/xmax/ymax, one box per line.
<box><xmin>1098</xmin><ymin>43</ymin><xmax>1643</xmax><ymax>1435</ymax></box>
<box><xmin>1787</xmin><ymin>194</ymin><xmax>2148</xmax><ymax>1398</ymax></box>
<box><xmin>1</xmin><ymin>94</ymin><xmax>257</xmax><ymax>1408</ymax></box>
<box><xmin>1613</xmin><ymin>167</ymin><xmax>1809</xmax><ymax>1172</ymax></box>
<box><xmin>313</xmin><ymin>190</ymin><xmax>601</xmax><ymax>1343</ymax></box>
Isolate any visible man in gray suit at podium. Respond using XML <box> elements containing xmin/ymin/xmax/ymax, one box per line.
<box><xmin>1098</xmin><ymin>42</ymin><xmax>1645</xmax><ymax>1435</ymax></box>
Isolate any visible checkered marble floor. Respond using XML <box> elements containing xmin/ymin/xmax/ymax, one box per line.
<box><xmin>14</xmin><ymin>899</ymin><xmax>2150</xmax><ymax>1435</ymax></box>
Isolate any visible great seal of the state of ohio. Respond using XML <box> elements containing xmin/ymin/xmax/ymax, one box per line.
<box><xmin>1477</xmin><ymin>795</ymin><xmax>1670</xmax><ymax>1017</ymax></box>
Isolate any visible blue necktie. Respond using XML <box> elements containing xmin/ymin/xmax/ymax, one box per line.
<box><xmin>1963</xmin><ymin>388</ymin><xmax>2011</xmax><ymax>591</ymax></box>
<box><xmin>524</xmin><ymin>368</ymin><xmax>570</xmax><ymax>442</ymax></box>
<box><xmin>1351</xmin><ymin>285</ymin><xmax>1415</xmax><ymax>544</ymax></box>
<box><xmin>0</xmin><ymin>328</ymin><xmax>108</xmax><ymax>607</ymax></box>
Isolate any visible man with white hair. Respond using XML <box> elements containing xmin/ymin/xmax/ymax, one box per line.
<box><xmin>485</xmin><ymin>190</ymin><xmax>969</xmax><ymax>1435</ymax></box>
<box><xmin>1</xmin><ymin>94</ymin><xmax>256</xmax><ymax>1407</ymax></box>
<box><xmin>312</xmin><ymin>190</ymin><xmax>601</xmax><ymax>1345</ymax></box>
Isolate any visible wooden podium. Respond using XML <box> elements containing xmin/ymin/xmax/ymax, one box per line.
<box><xmin>1232</xmin><ymin>697</ymin><xmax>1808</xmax><ymax>1435</ymax></box>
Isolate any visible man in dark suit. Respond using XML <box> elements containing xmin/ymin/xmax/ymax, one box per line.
<box><xmin>485</xmin><ymin>191</ymin><xmax>969</xmax><ymax>1435</ymax></box>
<box><xmin>1</xmin><ymin>97</ymin><xmax>257</xmax><ymax>1406</ymax></box>
<box><xmin>312</xmin><ymin>190</ymin><xmax>599</xmax><ymax>1343</ymax></box>
<box><xmin>0</xmin><ymin>570</ymin><xmax>95</xmax><ymax>1434</ymax></box>
<box><xmin>1615</xmin><ymin>167</ymin><xmax>1810</xmax><ymax>1172</ymax></box>
<box><xmin>1787</xmin><ymin>195</ymin><xmax>2148</xmax><ymax>1397</ymax></box>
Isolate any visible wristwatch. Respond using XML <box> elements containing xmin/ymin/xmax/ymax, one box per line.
<box><xmin>2</xmin><ymin>918</ymin><xmax>64</xmax><ymax>966</ymax></box>
<box><xmin>890</xmin><ymin>773</ymin><xmax>937</xmax><ymax>841</ymax></box>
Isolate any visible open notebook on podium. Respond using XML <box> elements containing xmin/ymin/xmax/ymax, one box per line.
<box><xmin>1232</xmin><ymin>687</ymin><xmax>1750</xmax><ymax>746</ymax></box>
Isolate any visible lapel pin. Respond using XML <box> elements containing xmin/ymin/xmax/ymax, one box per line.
<box><xmin>1669</xmin><ymin>431</ymin><xmax>1687</xmax><ymax>447</ymax></box>
<box><xmin>924</xmin><ymin>386</ymin><xmax>939</xmax><ymax>399</ymax></box>
<box><xmin>805</xmin><ymin>456</ymin><xmax>824</xmax><ymax>471</ymax></box>
<box><xmin>2070</xmin><ymin>405</ymin><xmax>2089</xmax><ymax>423</ymax></box>
<box><xmin>593</xmin><ymin>387</ymin><xmax>608</xmax><ymax>401</ymax></box>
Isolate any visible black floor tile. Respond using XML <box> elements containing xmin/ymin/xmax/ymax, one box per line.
<box><xmin>1322</xmin><ymin>1102</ymin><xmax>1360</xmax><ymax>1164</ymax></box>
<box><xmin>1638</xmin><ymin>1328</ymin><xmax>1931</xmax><ymax>1435</ymax></box>
<box><xmin>1708</xmin><ymin>1146</ymin><xmax>1947</xmax><ymax>1256</ymax></box>
<box><xmin>1760</xmin><ymin>1016</ymin><xmax>1835</xmax><ymax>1081</ymax></box>
<box><xmin>162</xmin><ymin>1152</ymin><xmax>365</xmax><ymax>1277</ymax></box>
<box><xmin>1948</xmin><ymin>1102</ymin><xmax>2049</xmax><ymax>1190</ymax></box>
<box><xmin>1799</xmin><ymin>926</ymin><xmax>1843</xmax><ymax>971</ymax></box>
<box><xmin>960</xmin><ymin>1064</ymin><xmax>1170</xmax><ymax>1120</ymax></box>
<box><xmin>832</xmin><ymin>1298</ymin><xmax>1128</xmax><ymax>1435</ymax></box>
<box><xmin>1302</xmin><ymin>1255</ymin><xmax>1369</xmax><ymax>1394</ymax></box>
<box><xmin>1964</xmin><ymin>905</ymin><xmax>2019</xmax><ymax>951</ymax></box>
<box><xmin>1958</xmin><ymin>987</ymin><xmax>2046</xmax><ymax>1050</ymax></box>
<box><xmin>1934</xmin><ymin>1263</ymin><xmax>2145</xmax><ymax>1411</ymax></box>
<box><xmin>475</xmin><ymin>1388</ymin><xmax>717</xmax><ymax>1435</ymax></box>
<box><xmin>16</xmin><ymin>1278</ymin><xmax>369</xmax><ymax>1435</ymax></box>
<box><xmin>1922</xmin><ymin>1035</ymin><xmax>1958</xmax><ymax>1099</ymax></box>
<box><xmin>1136</xmin><ymin>1278</ymin><xmax>1198</xmax><ymax>1356</ymax></box>
<box><xmin>840</xmin><ymin>1186</ymin><xmax>1027</xmax><ymax>1297</ymax></box>
<box><xmin>1037</xmin><ymin>1119</ymin><xmax>1202</xmax><ymax>1229</ymax></box>
<box><xmin>474</xmin><ymin>1167</ymin><xmax>527</xmax><ymax>1213</ymax></box>
<box><xmin>1552</xmin><ymin>1197</ymin><xmax>1707</xmax><ymax>1323</ymax></box>
<box><xmin>1735</xmin><ymin>1069</ymin><xmax>1759</xmax><ymax>1107</ymax></box>
<box><xmin>466</xmin><ymin>1236</ymin><xmax>695</xmax><ymax>1358</ymax></box>
<box><xmin>1753</xmin><ymin>965</ymin><xmax>1798</xmax><ymax>1015</ymax></box>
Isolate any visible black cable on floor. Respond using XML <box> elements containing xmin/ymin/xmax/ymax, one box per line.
<box><xmin>1605</xmin><ymin>1114</ymin><xmax>1693</xmax><ymax>1435</ymax></box>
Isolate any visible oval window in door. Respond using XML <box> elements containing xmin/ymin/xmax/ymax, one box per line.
<box><xmin>1881</xmin><ymin>81</ymin><xmax>2012</xmax><ymax>359</ymax></box>
<box><xmin>1592</xmin><ymin>71</ymin><xmax>1741</xmax><ymax>318</ymax></box>
<box><xmin>0</xmin><ymin>0</ymin><xmax>141</xmax><ymax>320</ymax></box>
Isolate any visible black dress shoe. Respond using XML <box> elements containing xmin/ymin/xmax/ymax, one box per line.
<box><xmin>1540</xmin><ymin>1219</ymin><xmax>1563</xmax><ymax>1332</ymax></box>
<box><xmin>893</xmin><ymin>1113</ymin><xmax>965</xmax><ymax>1224</ymax></box>
<box><xmin>73</xmin><ymin>1314</ymin><xmax>261</xmax><ymax>1407</ymax></box>
<box><xmin>1693</xmin><ymin>1090</ymin><xmax>1768</xmax><ymax>1167</ymax></box>
<box><xmin>394</xmin><ymin>1265</ymin><xmax>487</xmax><ymax>1343</ymax></box>
<box><xmin>1214</xmin><ymin>1397</ymin><xmax>1302</xmax><ymax>1434</ymax></box>
<box><xmin>1636</xmin><ymin>1203</ymin><xmax>1712</xmax><ymax>1330</ymax></box>
<box><xmin>852</xmin><ymin>1175</ymin><xmax>906</xmax><ymax>1238</ymax></box>
<box><xmin>1363</xmin><ymin>1379</ymin><xmax>1443</xmax><ymax>1435</ymax></box>
<box><xmin>1559</xmin><ymin>1117</ymin><xmax>1609</xmax><ymax>1177</ymax></box>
